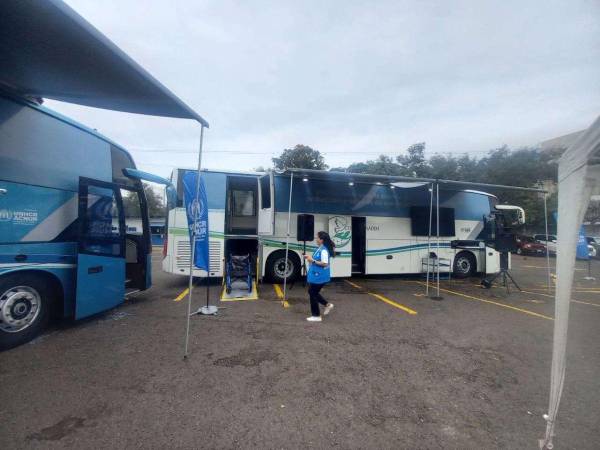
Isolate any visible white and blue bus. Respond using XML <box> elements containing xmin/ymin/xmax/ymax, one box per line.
<box><xmin>162</xmin><ymin>168</ymin><xmax>523</xmax><ymax>284</ymax></box>
<box><xmin>0</xmin><ymin>0</ymin><xmax>208</xmax><ymax>349</ymax></box>
<box><xmin>0</xmin><ymin>92</ymin><xmax>176</xmax><ymax>348</ymax></box>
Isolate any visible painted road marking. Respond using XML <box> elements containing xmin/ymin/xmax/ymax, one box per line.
<box><xmin>174</xmin><ymin>287</ymin><xmax>189</xmax><ymax>302</ymax></box>
<box><xmin>273</xmin><ymin>284</ymin><xmax>289</xmax><ymax>308</ymax></box>
<box><xmin>572</xmin><ymin>299</ymin><xmax>600</xmax><ymax>308</ymax></box>
<box><xmin>345</xmin><ymin>280</ymin><xmax>362</xmax><ymax>289</ymax></box>
<box><xmin>521</xmin><ymin>289</ymin><xmax>600</xmax><ymax>308</ymax></box>
<box><xmin>344</xmin><ymin>280</ymin><xmax>417</xmax><ymax>315</ymax></box>
<box><xmin>412</xmin><ymin>281</ymin><xmax>553</xmax><ymax>321</ymax></box>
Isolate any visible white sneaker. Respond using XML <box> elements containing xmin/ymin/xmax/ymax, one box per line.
<box><xmin>323</xmin><ymin>303</ymin><xmax>334</xmax><ymax>316</ymax></box>
<box><xmin>306</xmin><ymin>316</ymin><xmax>322</xmax><ymax>322</ymax></box>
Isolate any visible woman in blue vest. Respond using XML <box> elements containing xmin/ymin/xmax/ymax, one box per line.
<box><xmin>303</xmin><ymin>231</ymin><xmax>335</xmax><ymax>322</ymax></box>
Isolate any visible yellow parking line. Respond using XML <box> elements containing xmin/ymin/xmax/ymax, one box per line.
<box><xmin>414</xmin><ymin>281</ymin><xmax>553</xmax><ymax>321</ymax></box>
<box><xmin>572</xmin><ymin>299</ymin><xmax>600</xmax><ymax>308</ymax></box>
<box><xmin>345</xmin><ymin>280</ymin><xmax>362</xmax><ymax>289</ymax></box>
<box><xmin>344</xmin><ymin>280</ymin><xmax>417</xmax><ymax>315</ymax></box>
<box><xmin>273</xmin><ymin>284</ymin><xmax>289</xmax><ymax>308</ymax></box>
<box><xmin>523</xmin><ymin>265</ymin><xmax>556</xmax><ymax>270</ymax></box>
<box><xmin>368</xmin><ymin>292</ymin><xmax>418</xmax><ymax>315</ymax></box>
<box><xmin>521</xmin><ymin>289</ymin><xmax>600</xmax><ymax>306</ymax></box>
<box><xmin>273</xmin><ymin>284</ymin><xmax>284</xmax><ymax>298</ymax></box>
<box><xmin>174</xmin><ymin>287</ymin><xmax>189</xmax><ymax>302</ymax></box>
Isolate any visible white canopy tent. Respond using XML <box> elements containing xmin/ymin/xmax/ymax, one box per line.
<box><xmin>541</xmin><ymin>116</ymin><xmax>600</xmax><ymax>449</ymax></box>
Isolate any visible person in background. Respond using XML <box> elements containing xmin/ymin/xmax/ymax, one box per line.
<box><xmin>304</xmin><ymin>231</ymin><xmax>335</xmax><ymax>322</ymax></box>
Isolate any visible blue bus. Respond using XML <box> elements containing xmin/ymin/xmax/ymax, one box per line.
<box><xmin>0</xmin><ymin>0</ymin><xmax>208</xmax><ymax>349</ymax></box>
<box><xmin>0</xmin><ymin>92</ymin><xmax>172</xmax><ymax>349</ymax></box>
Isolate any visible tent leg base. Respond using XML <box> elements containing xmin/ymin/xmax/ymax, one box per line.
<box><xmin>192</xmin><ymin>305</ymin><xmax>219</xmax><ymax>316</ymax></box>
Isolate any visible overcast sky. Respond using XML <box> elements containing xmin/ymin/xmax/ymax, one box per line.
<box><xmin>49</xmin><ymin>0</ymin><xmax>599</xmax><ymax>178</ymax></box>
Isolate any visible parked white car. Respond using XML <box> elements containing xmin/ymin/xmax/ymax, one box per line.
<box><xmin>535</xmin><ymin>234</ymin><xmax>596</xmax><ymax>258</ymax></box>
<box><xmin>534</xmin><ymin>234</ymin><xmax>557</xmax><ymax>255</ymax></box>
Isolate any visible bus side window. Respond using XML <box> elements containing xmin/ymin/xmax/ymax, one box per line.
<box><xmin>260</xmin><ymin>175</ymin><xmax>271</xmax><ymax>209</ymax></box>
<box><xmin>81</xmin><ymin>186</ymin><xmax>122</xmax><ymax>256</ymax></box>
<box><xmin>120</xmin><ymin>189</ymin><xmax>143</xmax><ymax>235</ymax></box>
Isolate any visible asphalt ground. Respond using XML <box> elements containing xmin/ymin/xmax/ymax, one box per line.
<box><xmin>1</xmin><ymin>253</ymin><xmax>599</xmax><ymax>449</ymax></box>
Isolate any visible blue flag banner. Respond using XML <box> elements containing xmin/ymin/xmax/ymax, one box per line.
<box><xmin>182</xmin><ymin>171</ymin><xmax>210</xmax><ymax>271</ymax></box>
<box><xmin>576</xmin><ymin>225</ymin><xmax>589</xmax><ymax>260</ymax></box>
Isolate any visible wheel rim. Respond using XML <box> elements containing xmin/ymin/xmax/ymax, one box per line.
<box><xmin>456</xmin><ymin>257</ymin><xmax>471</xmax><ymax>275</ymax></box>
<box><xmin>0</xmin><ymin>286</ymin><xmax>42</xmax><ymax>333</ymax></box>
<box><xmin>273</xmin><ymin>257</ymin><xmax>294</xmax><ymax>278</ymax></box>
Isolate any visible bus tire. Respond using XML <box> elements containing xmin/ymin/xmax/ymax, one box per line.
<box><xmin>453</xmin><ymin>251</ymin><xmax>476</xmax><ymax>278</ymax></box>
<box><xmin>0</xmin><ymin>273</ymin><xmax>54</xmax><ymax>351</ymax></box>
<box><xmin>265</xmin><ymin>250</ymin><xmax>301</xmax><ymax>284</ymax></box>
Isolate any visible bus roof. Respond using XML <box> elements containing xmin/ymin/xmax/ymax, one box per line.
<box><xmin>0</xmin><ymin>0</ymin><xmax>208</xmax><ymax>127</ymax></box>
<box><xmin>283</xmin><ymin>168</ymin><xmax>547</xmax><ymax>193</ymax></box>
<box><xmin>2</xmin><ymin>90</ymin><xmax>133</xmax><ymax>159</ymax></box>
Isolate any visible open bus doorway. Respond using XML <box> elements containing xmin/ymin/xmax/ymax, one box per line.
<box><xmin>226</xmin><ymin>176</ymin><xmax>258</xmax><ymax>236</ymax></box>
<box><xmin>352</xmin><ymin>217</ymin><xmax>366</xmax><ymax>274</ymax></box>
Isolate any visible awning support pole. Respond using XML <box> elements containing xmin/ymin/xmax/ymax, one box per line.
<box><xmin>436</xmin><ymin>182</ymin><xmax>441</xmax><ymax>298</ymax></box>
<box><xmin>282</xmin><ymin>171</ymin><xmax>294</xmax><ymax>305</ymax></box>
<box><xmin>183</xmin><ymin>124</ymin><xmax>205</xmax><ymax>359</ymax></box>
<box><xmin>543</xmin><ymin>193</ymin><xmax>552</xmax><ymax>293</ymax></box>
<box><xmin>426</xmin><ymin>182</ymin><xmax>433</xmax><ymax>295</ymax></box>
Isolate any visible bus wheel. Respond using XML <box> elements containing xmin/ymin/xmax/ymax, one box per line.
<box><xmin>266</xmin><ymin>250</ymin><xmax>300</xmax><ymax>284</ymax></box>
<box><xmin>453</xmin><ymin>252</ymin><xmax>476</xmax><ymax>278</ymax></box>
<box><xmin>0</xmin><ymin>273</ymin><xmax>53</xmax><ymax>351</ymax></box>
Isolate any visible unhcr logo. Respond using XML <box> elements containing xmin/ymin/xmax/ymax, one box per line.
<box><xmin>0</xmin><ymin>209</ymin><xmax>12</xmax><ymax>221</ymax></box>
<box><xmin>0</xmin><ymin>209</ymin><xmax>38</xmax><ymax>225</ymax></box>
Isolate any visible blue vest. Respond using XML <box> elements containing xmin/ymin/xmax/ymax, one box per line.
<box><xmin>307</xmin><ymin>246</ymin><xmax>331</xmax><ymax>284</ymax></box>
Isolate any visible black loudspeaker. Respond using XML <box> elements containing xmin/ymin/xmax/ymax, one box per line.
<box><xmin>297</xmin><ymin>214</ymin><xmax>314</xmax><ymax>241</ymax></box>
<box><xmin>494</xmin><ymin>234</ymin><xmax>518</xmax><ymax>253</ymax></box>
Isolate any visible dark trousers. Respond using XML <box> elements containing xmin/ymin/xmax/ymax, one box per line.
<box><xmin>308</xmin><ymin>283</ymin><xmax>328</xmax><ymax>316</ymax></box>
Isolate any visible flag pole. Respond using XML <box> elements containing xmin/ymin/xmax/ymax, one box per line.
<box><xmin>183</xmin><ymin>124</ymin><xmax>205</xmax><ymax>360</ymax></box>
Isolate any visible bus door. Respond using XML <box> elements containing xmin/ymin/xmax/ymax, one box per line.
<box><xmin>351</xmin><ymin>217</ymin><xmax>366</xmax><ymax>274</ymax></box>
<box><xmin>258</xmin><ymin>173</ymin><xmax>274</xmax><ymax>235</ymax></box>
<box><xmin>75</xmin><ymin>178</ymin><xmax>126</xmax><ymax>319</ymax></box>
<box><xmin>120</xmin><ymin>187</ymin><xmax>151</xmax><ymax>292</ymax></box>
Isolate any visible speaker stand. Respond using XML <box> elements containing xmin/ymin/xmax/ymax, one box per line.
<box><xmin>482</xmin><ymin>268</ymin><xmax>521</xmax><ymax>294</ymax></box>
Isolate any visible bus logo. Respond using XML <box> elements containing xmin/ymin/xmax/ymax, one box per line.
<box><xmin>0</xmin><ymin>208</ymin><xmax>38</xmax><ymax>225</ymax></box>
<box><xmin>0</xmin><ymin>209</ymin><xmax>12</xmax><ymax>221</ymax></box>
<box><xmin>329</xmin><ymin>216</ymin><xmax>351</xmax><ymax>248</ymax></box>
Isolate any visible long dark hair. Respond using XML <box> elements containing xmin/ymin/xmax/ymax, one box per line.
<box><xmin>317</xmin><ymin>231</ymin><xmax>335</xmax><ymax>257</ymax></box>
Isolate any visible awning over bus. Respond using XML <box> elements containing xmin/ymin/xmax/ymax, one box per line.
<box><xmin>0</xmin><ymin>0</ymin><xmax>208</xmax><ymax>127</ymax></box>
<box><xmin>284</xmin><ymin>168</ymin><xmax>546</xmax><ymax>193</ymax></box>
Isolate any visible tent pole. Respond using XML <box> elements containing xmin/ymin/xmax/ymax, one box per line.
<box><xmin>436</xmin><ymin>182</ymin><xmax>441</xmax><ymax>298</ymax></box>
<box><xmin>184</xmin><ymin>124</ymin><xmax>205</xmax><ymax>359</ymax></box>
<box><xmin>282</xmin><ymin>171</ymin><xmax>294</xmax><ymax>305</ymax></box>
<box><xmin>426</xmin><ymin>183</ymin><xmax>433</xmax><ymax>295</ymax></box>
<box><xmin>543</xmin><ymin>193</ymin><xmax>552</xmax><ymax>293</ymax></box>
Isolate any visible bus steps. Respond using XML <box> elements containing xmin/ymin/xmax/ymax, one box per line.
<box><xmin>125</xmin><ymin>288</ymin><xmax>141</xmax><ymax>297</ymax></box>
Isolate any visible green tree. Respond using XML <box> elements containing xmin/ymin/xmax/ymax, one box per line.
<box><xmin>397</xmin><ymin>142</ymin><xmax>428</xmax><ymax>177</ymax></box>
<box><xmin>347</xmin><ymin>155</ymin><xmax>403</xmax><ymax>175</ymax></box>
<box><xmin>272</xmin><ymin>144</ymin><xmax>328</xmax><ymax>170</ymax></box>
<box><xmin>122</xmin><ymin>183</ymin><xmax>165</xmax><ymax>218</ymax></box>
